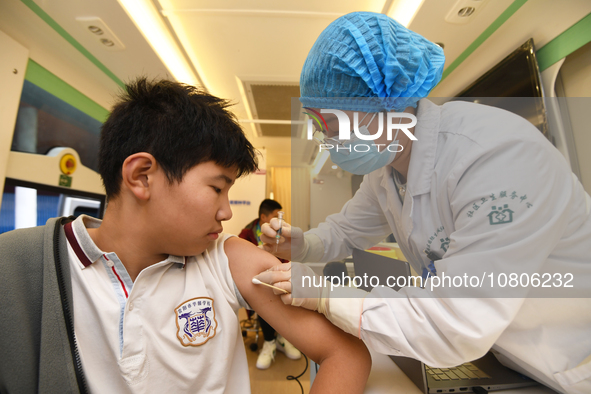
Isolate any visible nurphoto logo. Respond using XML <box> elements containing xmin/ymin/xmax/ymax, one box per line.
<box><xmin>303</xmin><ymin>108</ymin><xmax>418</xmax><ymax>153</ymax></box>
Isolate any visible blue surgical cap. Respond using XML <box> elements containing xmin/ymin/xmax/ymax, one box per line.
<box><xmin>300</xmin><ymin>12</ymin><xmax>445</xmax><ymax>112</ymax></box>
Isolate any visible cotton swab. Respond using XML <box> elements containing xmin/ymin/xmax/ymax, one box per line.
<box><xmin>252</xmin><ymin>278</ymin><xmax>289</xmax><ymax>294</ymax></box>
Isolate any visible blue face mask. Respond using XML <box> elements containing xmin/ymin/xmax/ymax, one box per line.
<box><xmin>329</xmin><ymin>114</ymin><xmax>402</xmax><ymax>175</ymax></box>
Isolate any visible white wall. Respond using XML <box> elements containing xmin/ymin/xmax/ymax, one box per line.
<box><xmin>223</xmin><ymin>172</ymin><xmax>267</xmax><ymax>236</ymax></box>
<box><xmin>309</xmin><ymin>173</ymin><xmax>352</xmax><ymax>228</ymax></box>
<box><xmin>558</xmin><ymin>41</ymin><xmax>591</xmax><ymax>193</ymax></box>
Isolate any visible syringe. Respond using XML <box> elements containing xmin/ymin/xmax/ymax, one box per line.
<box><xmin>274</xmin><ymin>211</ymin><xmax>284</xmax><ymax>253</ymax></box>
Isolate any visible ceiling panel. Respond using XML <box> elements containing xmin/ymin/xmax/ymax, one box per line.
<box><xmin>157</xmin><ymin>0</ymin><xmax>387</xmax><ymax>123</ymax></box>
<box><xmin>409</xmin><ymin>0</ymin><xmax>515</xmax><ymax>75</ymax></box>
<box><xmin>32</xmin><ymin>0</ymin><xmax>170</xmax><ymax>86</ymax></box>
<box><xmin>161</xmin><ymin>11</ymin><xmax>337</xmax><ymax>115</ymax></box>
<box><xmin>246</xmin><ymin>83</ymin><xmax>300</xmax><ymax>137</ymax></box>
<box><xmin>6</xmin><ymin>0</ymin><xmax>588</xmax><ymax>172</ymax></box>
<box><xmin>159</xmin><ymin>0</ymin><xmax>386</xmax><ymax>14</ymax></box>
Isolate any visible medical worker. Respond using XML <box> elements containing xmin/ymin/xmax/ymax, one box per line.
<box><xmin>255</xmin><ymin>12</ymin><xmax>591</xmax><ymax>394</ymax></box>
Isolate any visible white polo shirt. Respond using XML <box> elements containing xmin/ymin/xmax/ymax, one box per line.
<box><xmin>65</xmin><ymin>215</ymin><xmax>251</xmax><ymax>393</ymax></box>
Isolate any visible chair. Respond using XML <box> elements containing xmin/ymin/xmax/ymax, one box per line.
<box><xmin>323</xmin><ymin>261</ymin><xmax>349</xmax><ymax>283</ymax></box>
<box><xmin>240</xmin><ymin>309</ymin><xmax>261</xmax><ymax>351</ymax></box>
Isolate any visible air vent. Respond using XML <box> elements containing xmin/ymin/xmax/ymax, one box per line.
<box><xmin>242</xmin><ymin>82</ymin><xmax>300</xmax><ymax>138</ymax></box>
<box><xmin>458</xmin><ymin>7</ymin><xmax>475</xmax><ymax>17</ymax></box>
<box><xmin>445</xmin><ymin>0</ymin><xmax>490</xmax><ymax>24</ymax></box>
<box><xmin>76</xmin><ymin>17</ymin><xmax>125</xmax><ymax>51</ymax></box>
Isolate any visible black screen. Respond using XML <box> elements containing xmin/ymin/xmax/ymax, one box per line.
<box><xmin>454</xmin><ymin>39</ymin><xmax>549</xmax><ymax>140</ymax></box>
<box><xmin>0</xmin><ymin>178</ymin><xmax>105</xmax><ymax>234</ymax></box>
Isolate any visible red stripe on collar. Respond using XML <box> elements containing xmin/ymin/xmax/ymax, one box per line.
<box><xmin>64</xmin><ymin>221</ymin><xmax>93</xmax><ymax>267</ymax></box>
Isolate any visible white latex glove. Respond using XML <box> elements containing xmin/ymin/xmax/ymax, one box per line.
<box><xmin>253</xmin><ymin>262</ymin><xmax>329</xmax><ymax>314</ymax></box>
<box><xmin>260</xmin><ymin>218</ymin><xmax>306</xmax><ymax>262</ymax></box>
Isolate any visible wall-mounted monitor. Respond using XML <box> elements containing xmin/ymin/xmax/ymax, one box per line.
<box><xmin>453</xmin><ymin>38</ymin><xmax>550</xmax><ymax>141</ymax></box>
<box><xmin>0</xmin><ymin>177</ymin><xmax>105</xmax><ymax>234</ymax></box>
<box><xmin>0</xmin><ymin>147</ymin><xmax>105</xmax><ymax>235</ymax></box>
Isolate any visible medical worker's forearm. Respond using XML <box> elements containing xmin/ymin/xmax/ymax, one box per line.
<box><xmin>322</xmin><ymin>287</ymin><xmax>368</xmax><ymax>337</ymax></box>
<box><xmin>292</xmin><ymin>233</ymin><xmax>325</xmax><ymax>262</ymax></box>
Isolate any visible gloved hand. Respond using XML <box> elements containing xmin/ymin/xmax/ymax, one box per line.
<box><xmin>260</xmin><ymin>218</ymin><xmax>306</xmax><ymax>262</ymax></box>
<box><xmin>253</xmin><ymin>262</ymin><xmax>329</xmax><ymax>314</ymax></box>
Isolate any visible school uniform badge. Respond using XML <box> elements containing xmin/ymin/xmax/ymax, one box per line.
<box><xmin>175</xmin><ymin>297</ymin><xmax>218</xmax><ymax>347</ymax></box>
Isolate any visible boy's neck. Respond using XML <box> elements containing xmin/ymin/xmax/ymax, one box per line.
<box><xmin>87</xmin><ymin>202</ymin><xmax>168</xmax><ymax>282</ymax></box>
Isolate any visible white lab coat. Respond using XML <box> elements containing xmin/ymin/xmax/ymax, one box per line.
<box><xmin>305</xmin><ymin>99</ymin><xmax>591</xmax><ymax>393</ymax></box>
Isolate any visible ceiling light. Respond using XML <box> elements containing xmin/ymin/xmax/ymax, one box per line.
<box><xmin>458</xmin><ymin>7</ymin><xmax>475</xmax><ymax>17</ymax></box>
<box><xmin>76</xmin><ymin>17</ymin><xmax>125</xmax><ymax>51</ymax></box>
<box><xmin>331</xmin><ymin>165</ymin><xmax>338</xmax><ymax>170</ymax></box>
<box><xmin>445</xmin><ymin>0</ymin><xmax>491</xmax><ymax>25</ymax></box>
<box><xmin>117</xmin><ymin>0</ymin><xmax>199</xmax><ymax>85</ymax></box>
<box><xmin>387</xmin><ymin>0</ymin><xmax>426</xmax><ymax>27</ymax></box>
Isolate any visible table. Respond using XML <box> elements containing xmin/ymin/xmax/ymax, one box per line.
<box><xmin>363</xmin><ymin>349</ymin><xmax>560</xmax><ymax>394</ymax></box>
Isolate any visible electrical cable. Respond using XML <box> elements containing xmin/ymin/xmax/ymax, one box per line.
<box><xmin>286</xmin><ymin>353</ymin><xmax>308</xmax><ymax>394</ymax></box>
<box><xmin>472</xmin><ymin>386</ymin><xmax>488</xmax><ymax>394</ymax></box>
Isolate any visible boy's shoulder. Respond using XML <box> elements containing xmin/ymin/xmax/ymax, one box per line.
<box><xmin>203</xmin><ymin>233</ymin><xmax>235</xmax><ymax>253</ymax></box>
<box><xmin>202</xmin><ymin>233</ymin><xmax>261</xmax><ymax>269</ymax></box>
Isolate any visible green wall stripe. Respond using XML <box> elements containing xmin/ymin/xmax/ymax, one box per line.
<box><xmin>440</xmin><ymin>0</ymin><xmax>528</xmax><ymax>82</ymax></box>
<box><xmin>21</xmin><ymin>0</ymin><xmax>125</xmax><ymax>89</ymax></box>
<box><xmin>25</xmin><ymin>59</ymin><xmax>110</xmax><ymax>123</ymax></box>
<box><xmin>536</xmin><ymin>12</ymin><xmax>591</xmax><ymax>71</ymax></box>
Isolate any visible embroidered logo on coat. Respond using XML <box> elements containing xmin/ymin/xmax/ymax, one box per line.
<box><xmin>175</xmin><ymin>297</ymin><xmax>218</xmax><ymax>347</ymax></box>
<box><xmin>488</xmin><ymin>204</ymin><xmax>514</xmax><ymax>225</ymax></box>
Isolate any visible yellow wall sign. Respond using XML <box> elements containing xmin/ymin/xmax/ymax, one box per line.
<box><xmin>59</xmin><ymin>153</ymin><xmax>77</xmax><ymax>175</ymax></box>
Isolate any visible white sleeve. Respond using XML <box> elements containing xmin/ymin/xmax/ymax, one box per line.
<box><xmin>329</xmin><ymin>126</ymin><xmax>588</xmax><ymax>367</ymax></box>
<box><xmin>304</xmin><ymin>172</ymin><xmax>393</xmax><ymax>262</ymax></box>
<box><xmin>214</xmin><ymin>234</ymin><xmax>251</xmax><ymax>310</ymax></box>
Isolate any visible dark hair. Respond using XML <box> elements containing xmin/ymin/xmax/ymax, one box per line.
<box><xmin>259</xmin><ymin>199</ymin><xmax>282</xmax><ymax>217</ymax></box>
<box><xmin>99</xmin><ymin>77</ymin><xmax>258</xmax><ymax>198</ymax></box>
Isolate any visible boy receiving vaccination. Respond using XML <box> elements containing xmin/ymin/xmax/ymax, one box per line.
<box><xmin>0</xmin><ymin>78</ymin><xmax>371</xmax><ymax>393</ymax></box>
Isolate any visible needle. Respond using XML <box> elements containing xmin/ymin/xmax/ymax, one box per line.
<box><xmin>252</xmin><ymin>278</ymin><xmax>289</xmax><ymax>294</ymax></box>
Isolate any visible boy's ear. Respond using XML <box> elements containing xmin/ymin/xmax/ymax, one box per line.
<box><xmin>121</xmin><ymin>153</ymin><xmax>158</xmax><ymax>200</ymax></box>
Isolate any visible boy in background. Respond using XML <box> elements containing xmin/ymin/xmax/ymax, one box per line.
<box><xmin>239</xmin><ymin>199</ymin><xmax>301</xmax><ymax>369</ymax></box>
<box><xmin>0</xmin><ymin>78</ymin><xmax>371</xmax><ymax>393</ymax></box>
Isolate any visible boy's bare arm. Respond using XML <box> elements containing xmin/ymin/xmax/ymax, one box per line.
<box><xmin>225</xmin><ymin>237</ymin><xmax>371</xmax><ymax>394</ymax></box>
